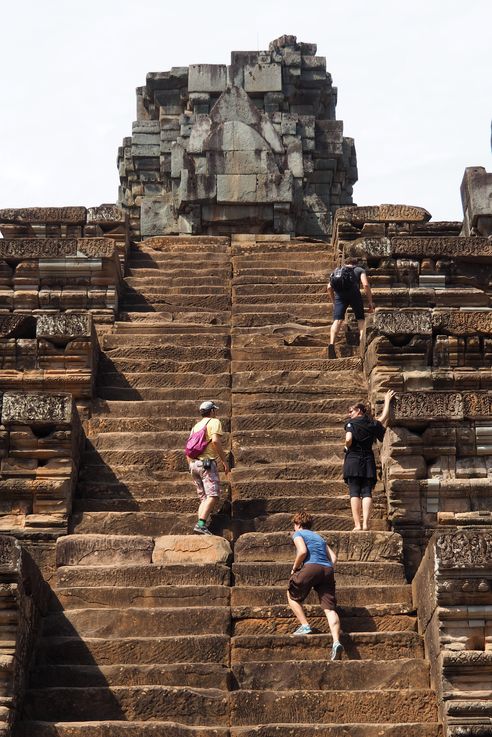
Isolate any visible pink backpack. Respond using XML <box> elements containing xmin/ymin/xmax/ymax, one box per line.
<box><xmin>185</xmin><ymin>419</ymin><xmax>211</xmax><ymax>459</ymax></box>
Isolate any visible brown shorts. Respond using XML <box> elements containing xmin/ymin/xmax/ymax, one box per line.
<box><xmin>288</xmin><ymin>563</ymin><xmax>336</xmax><ymax>610</ymax></box>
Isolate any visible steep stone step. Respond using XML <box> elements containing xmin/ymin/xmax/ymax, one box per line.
<box><xmin>231</xmin><ymin>359</ymin><xmax>361</xmax><ymax>373</ymax></box>
<box><xmin>230</xmin><ymin>689</ymin><xmax>437</xmax><ymax>724</ymax></box>
<box><xmin>89</xmin><ymin>430</ymin><xmax>229</xmax><ymax>451</ymax></box>
<box><xmin>117</xmin><ymin>311</ymin><xmax>230</xmax><ymax>324</ymax></box>
<box><xmin>113</xmin><ymin>323</ymin><xmax>229</xmax><ymax>335</ymax></box>
<box><xmin>232</xmin><ymin>604</ymin><xmax>416</xmax><ymax>635</ymax></box>
<box><xmin>41</xmin><ymin>607</ymin><xmax>230</xmax><ymax>638</ymax></box>
<box><xmin>233</xmin><ymin>531</ymin><xmax>402</xmax><ymax>563</ymax></box>
<box><xmin>97</xmin><ymin>371</ymin><xmax>230</xmax><ymax>389</ymax></box>
<box><xmin>232</xmin><ymin>658</ymin><xmax>427</xmax><ymax>690</ymax></box>
<box><xmin>18</xmin><ymin>723</ymin><xmax>229</xmax><ymax>737</ymax></box>
<box><xmin>99</xmin><ymin>357</ymin><xmax>229</xmax><ymax>375</ymax></box>
<box><xmin>232</xmin><ymin>313</ymin><xmax>330</xmax><ymax>328</ymax></box>
<box><xmin>232</xmin><ymin>304</ymin><xmax>329</xmax><ymax>317</ymax></box>
<box><xmin>233</xmin><ymin>293</ymin><xmax>328</xmax><ymax>305</ymax></box>
<box><xmin>231</xmin><ymin>632</ymin><xmax>424</xmax><ymax>662</ymax></box>
<box><xmin>56</xmin><ymin>564</ymin><xmax>230</xmax><ymax>588</ymax></box>
<box><xmin>231</xmin><ymin>479</ymin><xmax>348</xmax><ymax>498</ymax></box>
<box><xmin>86</xmin><ymin>416</ymin><xmax>231</xmax><ymax>435</ymax></box>
<box><xmin>231</xmin><ymin>727</ymin><xmax>442</xmax><ymax>737</ymax></box>
<box><xmin>30</xmin><ymin>663</ymin><xmax>230</xmax><ymax>689</ymax></box>
<box><xmin>92</xmin><ymin>399</ymin><xmax>231</xmax><ymax>418</ymax></box>
<box><xmin>231</xmin><ymin>585</ymin><xmax>412</xmax><ymax>608</ymax></box>
<box><xmin>231</xmin><ymin>461</ymin><xmax>345</xmax><ymax>482</ymax></box>
<box><xmin>97</xmin><ymin>387</ymin><xmax>232</xmax><ymax>401</ymax></box>
<box><xmin>231</xmin><ymin>496</ymin><xmax>385</xmax><ymax>516</ymax></box>
<box><xmin>76</xmin><ymin>479</ymin><xmax>218</xmax><ymax>499</ymax></box>
<box><xmin>234</xmin><ymin>283</ymin><xmax>328</xmax><ymax>296</ymax></box>
<box><xmin>126</xmin><ymin>275</ymin><xmax>230</xmax><ymax>288</ymax></box>
<box><xmin>103</xmin><ymin>333</ymin><xmax>230</xmax><ymax>348</ymax></box>
<box><xmin>24</xmin><ymin>686</ymin><xmax>228</xmax><ymax>724</ymax></box>
<box><xmin>232</xmin><ymin>561</ymin><xmax>405</xmax><ymax>587</ymax></box>
<box><xmin>233</xmin><ymin>444</ymin><xmax>345</xmax><ymax>466</ymax></box>
<box><xmin>102</xmin><ymin>345</ymin><xmax>230</xmax><ymax>360</ymax></box>
<box><xmin>73</xmin><ymin>496</ymin><xmax>227</xmax><ymax>514</ymax></box>
<box><xmin>233</xmin><ymin>428</ymin><xmax>344</xmax><ymax>445</ymax></box>
<box><xmin>233</xmin><ymin>274</ymin><xmax>327</xmax><ymax>285</ymax></box>
<box><xmin>34</xmin><ymin>635</ymin><xmax>229</xmax><ymax>665</ymax></box>
<box><xmin>122</xmin><ymin>293</ymin><xmax>230</xmax><ymax>309</ymax></box>
<box><xmin>232</xmin><ymin>513</ymin><xmax>387</xmax><ymax>533</ymax></box>
<box><xmin>54</xmin><ymin>585</ymin><xmax>230</xmax><ymax>610</ymax></box>
<box><xmin>70</xmin><ymin>511</ymin><xmax>229</xmax><ymax>537</ymax></box>
<box><xmin>232</xmin><ymin>371</ymin><xmax>360</xmax><ymax>392</ymax></box>
<box><xmin>231</xmin><ymin>397</ymin><xmax>358</xmax><ymax>414</ymax></box>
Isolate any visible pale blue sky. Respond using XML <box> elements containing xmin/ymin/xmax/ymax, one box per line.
<box><xmin>0</xmin><ymin>0</ymin><xmax>490</xmax><ymax>220</ymax></box>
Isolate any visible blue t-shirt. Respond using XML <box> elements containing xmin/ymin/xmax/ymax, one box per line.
<box><xmin>293</xmin><ymin>529</ymin><xmax>333</xmax><ymax>568</ymax></box>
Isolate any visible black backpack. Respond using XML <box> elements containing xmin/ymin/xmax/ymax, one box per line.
<box><xmin>329</xmin><ymin>266</ymin><xmax>358</xmax><ymax>292</ymax></box>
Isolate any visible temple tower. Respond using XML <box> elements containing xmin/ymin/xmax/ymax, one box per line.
<box><xmin>118</xmin><ymin>34</ymin><xmax>357</xmax><ymax>240</ymax></box>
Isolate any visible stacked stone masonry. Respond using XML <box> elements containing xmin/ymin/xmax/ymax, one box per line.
<box><xmin>8</xmin><ymin>233</ymin><xmax>441</xmax><ymax>736</ymax></box>
<box><xmin>118</xmin><ymin>35</ymin><xmax>357</xmax><ymax>239</ymax></box>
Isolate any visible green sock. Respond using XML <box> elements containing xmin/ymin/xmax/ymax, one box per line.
<box><xmin>198</xmin><ymin>519</ymin><xmax>207</xmax><ymax>528</ymax></box>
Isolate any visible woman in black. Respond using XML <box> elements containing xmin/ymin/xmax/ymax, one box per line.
<box><xmin>343</xmin><ymin>389</ymin><xmax>394</xmax><ymax>530</ymax></box>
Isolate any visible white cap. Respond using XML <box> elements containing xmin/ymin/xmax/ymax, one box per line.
<box><xmin>199</xmin><ymin>400</ymin><xmax>219</xmax><ymax>412</ymax></box>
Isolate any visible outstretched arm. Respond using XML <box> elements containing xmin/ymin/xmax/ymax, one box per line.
<box><xmin>376</xmin><ymin>390</ymin><xmax>395</xmax><ymax>427</ymax></box>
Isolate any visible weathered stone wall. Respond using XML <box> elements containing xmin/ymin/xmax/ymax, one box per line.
<box><xmin>0</xmin><ymin>536</ymin><xmax>47</xmax><ymax>735</ymax></box>
<box><xmin>413</xmin><ymin>529</ymin><xmax>492</xmax><ymax>735</ymax></box>
<box><xmin>118</xmin><ymin>34</ymin><xmax>357</xmax><ymax>239</ymax></box>
<box><xmin>0</xmin><ymin>206</ymin><xmax>127</xmax><ymax>322</ymax></box>
<box><xmin>332</xmin><ymin>204</ymin><xmax>492</xmax><ymax>577</ymax></box>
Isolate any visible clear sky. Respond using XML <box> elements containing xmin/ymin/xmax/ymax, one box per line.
<box><xmin>0</xmin><ymin>0</ymin><xmax>490</xmax><ymax>221</ymax></box>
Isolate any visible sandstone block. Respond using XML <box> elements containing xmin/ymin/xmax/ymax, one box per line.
<box><xmin>2</xmin><ymin>393</ymin><xmax>73</xmax><ymax>426</ymax></box>
<box><xmin>36</xmin><ymin>313</ymin><xmax>93</xmax><ymax>340</ymax></box>
<box><xmin>244</xmin><ymin>63</ymin><xmax>282</xmax><ymax>93</ymax></box>
<box><xmin>189</xmin><ymin>65</ymin><xmax>227</xmax><ymax>93</ymax></box>
<box><xmin>152</xmin><ymin>535</ymin><xmax>232</xmax><ymax>564</ymax></box>
<box><xmin>56</xmin><ymin>534</ymin><xmax>154</xmax><ymax>567</ymax></box>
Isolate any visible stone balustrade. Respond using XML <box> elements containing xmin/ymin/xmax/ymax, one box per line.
<box><xmin>413</xmin><ymin>529</ymin><xmax>492</xmax><ymax>736</ymax></box>
<box><xmin>0</xmin><ymin>536</ymin><xmax>47</xmax><ymax>735</ymax></box>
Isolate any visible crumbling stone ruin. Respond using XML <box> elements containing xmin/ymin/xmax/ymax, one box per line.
<box><xmin>0</xmin><ymin>33</ymin><xmax>491</xmax><ymax>737</ymax></box>
<box><xmin>118</xmin><ymin>34</ymin><xmax>357</xmax><ymax>240</ymax></box>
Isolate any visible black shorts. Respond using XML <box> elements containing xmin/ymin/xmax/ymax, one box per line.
<box><xmin>333</xmin><ymin>290</ymin><xmax>365</xmax><ymax>321</ymax></box>
<box><xmin>288</xmin><ymin>563</ymin><xmax>336</xmax><ymax>610</ymax></box>
<box><xmin>347</xmin><ymin>477</ymin><xmax>374</xmax><ymax>499</ymax></box>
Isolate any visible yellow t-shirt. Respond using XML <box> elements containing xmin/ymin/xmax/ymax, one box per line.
<box><xmin>190</xmin><ymin>417</ymin><xmax>223</xmax><ymax>461</ymax></box>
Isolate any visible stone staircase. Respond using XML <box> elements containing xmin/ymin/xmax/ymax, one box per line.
<box><xmin>17</xmin><ymin>235</ymin><xmax>442</xmax><ymax>735</ymax></box>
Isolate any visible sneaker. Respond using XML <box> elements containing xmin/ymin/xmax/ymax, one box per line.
<box><xmin>331</xmin><ymin>641</ymin><xmax>344</xmax><ymax>660</ymax></box>
<box><xmin>193</xmin><ymin>523</ymin><xmax>213</xmax><ymax>536</ymax></box>
<box><xmin>292</xmin><ymin>624</ymin><xmax>312</xmax><ymax>635</ymax></box>
<box><xmin>327</xmin><ymin>344</ymin><xmax>336</xmax><ymax>359</ymax></box>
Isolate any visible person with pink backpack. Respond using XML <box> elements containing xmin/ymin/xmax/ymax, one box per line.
<box><xmin>185</xmin><ymin>400</ymin><xmax>230</xmax><ymax>536</ymax></box>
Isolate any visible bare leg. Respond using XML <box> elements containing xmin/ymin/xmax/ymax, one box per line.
<box><xmin>350</xmin><ymin>497</ymin><xmax>362</xmax><ymax>530</ymax></box>
<box><xmin>357</xmin><ymin>319</ymin><xmax>365</xmax><ymax>344</ymax></box>
<box><xmin>198</xmin><ymin>495</ymin><xmax>217</xmax><ymax>523</ymax></box>
<box><xmin>324</xmin><ymin>608</ymin><xmax>341</xmax><ymax>642</ymax></box>
<box><xmin>362</xmin><ymin>496</ymin><xmax>373</xmax><ymax>530</ymax></box>
<box><xmin>330</xmin><ymin>319</ymin><xmax>343</xmax><ymax>346</ymax></box>
<box><xmin>287</xmin><ymin>591</ymin><xmax>309</xmax><ymax>627</ymax></box>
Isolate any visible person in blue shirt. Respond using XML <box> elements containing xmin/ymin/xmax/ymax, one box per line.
<box><xmin>287</xmin><ymin>511</ymin><xmax>343</xmax><ymax>660</ymax></box>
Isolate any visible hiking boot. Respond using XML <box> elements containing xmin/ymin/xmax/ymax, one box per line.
<box><xmin>327</xmin><ymin>344</ymin><xmax>336</xmax><ymax>359</ymax></box>
<box><xmin>331</xmin><ymin>641</ymin><xmax>344</xmax><ymax>660</ymax></box>
<box><xmin>193</xmin><ymin>523</ymin><xmax>213</xmax><ymax>536</ymax></box>
<box><xmin>292</xmin><ymin>624</ymin><xmax>312</xmax><ymax>635</ymax></box>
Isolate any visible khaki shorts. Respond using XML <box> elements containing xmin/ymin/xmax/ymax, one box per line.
<box><xmin>288</xmin><ymin>563</ymin><xmax>337</xmax><ymax>610</ymax></box>
<box><xmin>190</xmin><ymin>459</ymin><xmax>220</xmax><ymax>502</ymax></box>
